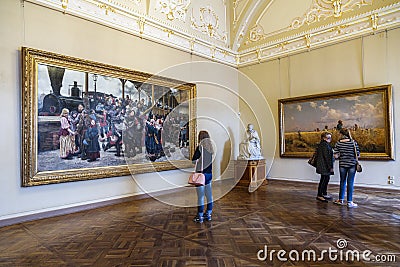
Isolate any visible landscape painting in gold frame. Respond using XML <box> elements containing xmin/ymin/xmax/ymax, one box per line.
<box><xmin>22</xmin><ymin>47</ymin><xmax>196</xmax><ymax>186</ymax></box>
<box><xmin>278</xmin><ymin>85</ymin><xmax>394</xmax><ymax>160</ymax></box>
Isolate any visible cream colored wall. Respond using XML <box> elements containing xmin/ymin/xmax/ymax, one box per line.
<box><xmin>240</xmin><ymin>30</ymin><xmax>400</xmax><ymax>189</ymax></box>
<box><xmin>0</xmin><ymin>0</ymin><xmax>239</xmax><ymax>220</ymax></box>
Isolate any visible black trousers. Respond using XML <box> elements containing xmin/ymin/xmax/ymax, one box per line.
<box><xmin>317</xmin><ymin>175</ymin><xmax>330</xmax><ymax>197</ymax></box>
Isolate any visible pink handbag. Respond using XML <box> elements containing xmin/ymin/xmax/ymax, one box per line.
<box><xmin>188</xmin><ymin>146</ymin><xmax>205</xmax><ymax>186</ymax></box>
<box><xmin>188</xmin><ymin>172</ymin><xmax>205</xmax><ymax>186</ymax></box>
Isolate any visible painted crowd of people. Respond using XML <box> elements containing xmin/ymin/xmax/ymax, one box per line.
<box><xmin>58</xmin><ymin>94</ymin><xmax>189</xmax><ymax>162</ymax></box>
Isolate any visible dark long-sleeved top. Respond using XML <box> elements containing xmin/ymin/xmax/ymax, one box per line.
<box><xmin>192</xmin><ymin>145</ymin><xmax>213</xmax><ymax>174</ymax></box>
<box><xmin>85</xmin><ymin>126</ymin><xmax>101</xmax><ymax>153</ymax></box>
<box><xmin>315</xmin><ymin>140</ymin><xmax>334</xmax><ymax>175</ymax></box>
<box><xmin>335</xmin><ymin>139</ymin><xmax>360</xmax><ymax>168</ymax></box>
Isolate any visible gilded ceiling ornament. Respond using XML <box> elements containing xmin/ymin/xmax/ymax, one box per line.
<box><xmin>189</xmin><ymin>37</ymin><xmax>195</xmax><ymax>51</ymax></box>
<box><xmin>274</xmin><ymin>41</ymin><xmax>289</xmax><ymax>51</ymax></box>
<box><xmin>164</xmin><ymin>28</ymin><xmax>174</xmax><ymax>37</ymax></box>
<box><xmin>191</xmin><ymin>6</ymin><xmax>227</xmax><ymax>44</ymax></box>
<box><xmin>330</xmin><ymin>24</ymin><xmax>349</xmax><ymax>34</ymax></box>
<box><xmin>305</xmin><ymin>34</ymin><xmax>311</xmax><ymax>48</ymax></box>
<box><xmin>248</xmin><ymin>24</ymin><xmax>265</xmax><ymax>43</ymax></box>
<box><xmin>290</xmin><ymin>0</ymin><xmax>373</xmax><ymax>29</ymax></box>
<box><xmin>98</xmin><ymin>4</ymin><xmax>116</xmax><ymax>15</ymax></box>
<box><xmin>156</xmin><ymin>0</ymin><xmax>191</xmax><ymax>21</ymax></box>
<box><xmin>61</xmin><ymin>0</ymin><xmax>68</xmax><ymax>9</ymax></box>
<box><xmin>211</xmin><ymin>46</ymin><xmax>216</xmax><ymax>58</ymax></box>
<box><xmin>236</xmin><ymin>55</ymin><xmax>241</xmax><ymax>65</ymax></box>
<box><xmin>371</xmin><ymin>13</ymin><xmax>378</xmax><ymax>30</ymax></box>
<box><xmin>256</xmin><ymin>48</ymin><xmax>261</xmax><ymax>63</ymax></box>
<box><xmin>332</xmin><ymin>0</ymin><xmax>343</xmax><ymax>17</ymax></box>
<box><xmin>138</xmin><ymin>17</ymin><xmax>146</xmax><ymax>35</ymax></box>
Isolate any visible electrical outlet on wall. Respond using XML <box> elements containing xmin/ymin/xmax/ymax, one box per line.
<box><xmin>387</xmin><ymin>176</ymin><xmax>394</xmax><ymax>185</ymax></box>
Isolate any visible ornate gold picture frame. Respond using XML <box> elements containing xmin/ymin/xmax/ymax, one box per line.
<box><xmin>22</xmin><ymin>47</ymin><xmax>196</xmax><ymax>186</ymax></box>
<box><xmin>278</xmin><ymin>85</ymin><xmax>394</xmax><ymax>160</ymax></box>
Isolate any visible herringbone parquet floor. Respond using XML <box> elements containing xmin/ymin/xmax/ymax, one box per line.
<box><xmin>0</xmin><ymin>180</ymin><xmax>399</xmax><ymax>266</ymax></box>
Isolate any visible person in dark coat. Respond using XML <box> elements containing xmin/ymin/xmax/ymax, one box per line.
<box><xmin>336</xmin><ymin>120</ymin><xmax>343</xmax><ymax>130</ymax></box>
<box><xmin>145</xmin><ymin>119</ymin><xmax>157</xmax><ymax>161</ymax></box>
<box><xmin>77</xmin><ymin>109</ymin><xmax>92</xmax><ymax>160</ymax></box>
<box><xmin>85</xmin><ymin>119</ymin><xmax>101</xmax><ymax>162</ymax></box>
<box><xmin>315</xmin><ymin>131</ymin><xmax>334</xmax><ymax>202</ymax></box>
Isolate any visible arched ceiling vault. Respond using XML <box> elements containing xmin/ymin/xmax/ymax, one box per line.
<box><xmin>230</xmin><ymin>0</ymin><xmax>275</xmax><ymax>50</ymax></box>
<box><xmin>235</xmin><ymin>0</ymin><xmax>400</xmax><ymax>65</ymax></box>
<box><xmin>26</xmin><ymin>0</ymin><xmax>400</xmax><ymax>67</ymax></box>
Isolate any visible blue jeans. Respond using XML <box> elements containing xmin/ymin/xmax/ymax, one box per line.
<box><xmin>196</xmin><ymin>182</ymin><xmax>213</xmax><ymax>216</ymax></box>
<box><xmin>339</xmin><ymin>166</ymin><xmax>356</xmax><ymax>202</ymax></box>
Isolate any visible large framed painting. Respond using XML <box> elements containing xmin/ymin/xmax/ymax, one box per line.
<box><xmin>22</xmin><ymin>47</ymin><xmax>196</xmax><ymax>186</ymax></box>
<box><xmin>278</xmin><ymin>85</ymin><xmax>394</xmax><ymax>160</ymax></box>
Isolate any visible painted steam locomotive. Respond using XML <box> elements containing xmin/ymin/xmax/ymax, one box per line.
<box><xmin>40</xmin><ymin>81</ymin><xmax>84</xmax><ymax>115</ymax></box>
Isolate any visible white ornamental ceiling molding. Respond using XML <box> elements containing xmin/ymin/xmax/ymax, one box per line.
<box><xmin>26</xmin><ymin>0</ymin><xmax>236</xmax><ymax>66</ymax></box>
<box><xmin>238</xmin><ymin>2</ymin><xmax>400</xmax><ymax>67</ymax></box>
<box><xmin>291</xmin><ymin>0</ymin><xmax>373</xmax><ymax>29</ymax></box>
<box><xmin>232</xmin><ymin>0</ymin><xmax>250</xmax><ymax>27</ymax></box>
<box><xmin>191</xmin><ymin>6</ymin><xmax>228</xmax><ymax>45</ymax></box>
<box><xmin>245</xmin><ymin>0</ymin><xmax>374</xmax><ymax>45</ymax></box>
<box><xmin>232</xmin><ymin>0</ymin><xmax>264</xmax><ymax>50</ymax></box>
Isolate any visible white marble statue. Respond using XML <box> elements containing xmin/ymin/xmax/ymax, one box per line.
<box><xmin>238</xmin><ymin>124</ymin><xmax>263</xmax><ymax>160</ymax></box>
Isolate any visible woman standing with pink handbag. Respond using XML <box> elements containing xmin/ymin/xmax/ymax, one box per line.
<box><xmin>192</xmin><ymin>131</ymin><xmax>214</xmax><ymax>223</ymax></box>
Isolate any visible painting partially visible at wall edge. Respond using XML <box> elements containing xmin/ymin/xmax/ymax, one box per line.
<box><xmin>278</xmin><ymin>85</ymin><xmax>394</xmax><ymax>160</ymax></box>
<box><xmin>21</xmin><ymin>47</ymin><xmax>197</xmax><ymax>186</ymax></box>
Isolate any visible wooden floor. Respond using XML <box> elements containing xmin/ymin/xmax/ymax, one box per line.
<box><xmin>0</xmin><ymin>180</ymin><xmax>399</xmax><ymax>266</ymax></box>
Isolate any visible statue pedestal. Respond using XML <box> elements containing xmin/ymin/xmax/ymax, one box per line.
<box><xmin>234</xmin><ymin>159</ymin><xmax>266</xmax><ymax>189</ymax></box>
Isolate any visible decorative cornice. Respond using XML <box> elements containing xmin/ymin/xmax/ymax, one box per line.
<box><xmin>244</xmin><ymin>0</ymin><xmax>373</xmax><ymax>46</ymax></box>
<box><xmin>98</xmin><ymin>3</ymin><xmax>116</xmax><ymax>15</ymax></box>
<box><xmin>138</xmin><ymin>16</ymin><xmax>146</xmax><ymax>34</ymax></box>
<box><xmin>237</xmin><ymin>2</ymin><xmax>400</xmax><ymax>67</ymax></box>
<box><xmin>107</xmin><ymin>0</ymin><xmax>141</xmax><ymax>11</ymax></box>
<box><xmin>23</xmin><ymin>0</ymin><xmax>400</xmax><ymax>68</ymax></box>
<box><xmin>26</xmin><ymin>0</ymin><xmax>236</xmax><ymax>66</ymax></box>
<box><xmin>291</xmin><ymin>0</ymin><xmax>373</xmax><ymax>29</ymax></box>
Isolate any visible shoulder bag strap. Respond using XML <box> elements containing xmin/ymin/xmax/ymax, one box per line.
<box><xmin>195</xmin><ymin>157</ymin><xmax>199</xmax><ymax>172</ymax></box>
<box><xmin>353</xmin><ymin>141</ymin><xmax>359</xmax><ymax>162</ymax></box>
<box><xmin>201</xmin><ymin>146</ymin><xmax>204</xmax><ymax>172</ymax></box>
<box><xmin>195</xmin><ymin>146</ymin><xmax>204</xmax><ymax>173</ymax></box>
<box><xmin>349</xmin><ymin>131</ymin><xmax>358</xmax><ymax>162</ymax></box>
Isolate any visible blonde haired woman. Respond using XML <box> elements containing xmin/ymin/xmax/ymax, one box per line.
<box><xmin>59</xmin><ymin>108</ymin><xmax>75</xmax><ymax>159</ymax></box>
<box><xmin>192</xmin><ymin>131</ymin><xmax>214</xmax><ymax>223</ymax></box>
